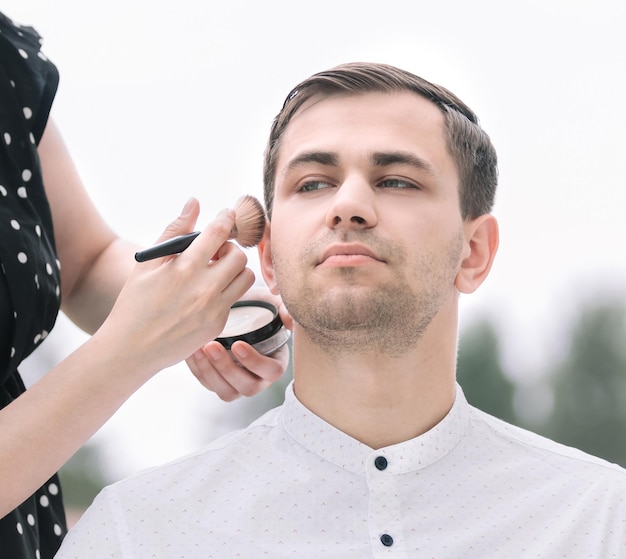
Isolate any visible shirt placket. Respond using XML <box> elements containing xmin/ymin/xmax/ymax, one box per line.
<box><xmin>366</xmin><ymin>451</ymin><xmax>409</xmax><ymax>558</ymax></box>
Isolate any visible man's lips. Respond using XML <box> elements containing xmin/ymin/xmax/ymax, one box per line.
<box><xmin>318</xmin><ymin>244</ymin><xmax>385</xmax><ymax>265</ymax></box>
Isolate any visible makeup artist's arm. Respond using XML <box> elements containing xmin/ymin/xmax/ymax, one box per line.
<box><xmin>0</xmin><ymin>200</ymin><xmax>253</xmax><ymax>515</ymax></box>
<box><xmin>0</xmin><ymin>121</ymin><xmax>285</xmax><ymax>516</ymax></box>
<box><xmin>40</xmin><ymin>119</ymin><xmax>134</xmax><ymax>333</ymax></box>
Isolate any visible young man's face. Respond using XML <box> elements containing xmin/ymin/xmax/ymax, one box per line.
<box><xmin>261</xmin><ymin>91</ymin><xmax>469</xmax><ymax>353</ymax></box>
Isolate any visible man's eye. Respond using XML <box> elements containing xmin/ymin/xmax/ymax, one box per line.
<box><xmin>298</xmin><ymin>180</ymin><xmax>333</xmax><ymax>192</ymax></box>
<box><xmin>378</xmin><ymin>179</ymin><xmax>419</xmax><ymax>189</ymax></box>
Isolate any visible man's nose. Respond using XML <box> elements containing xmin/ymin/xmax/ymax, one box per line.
<box><xmin>324</xmin><ymin>177</ymin><xmax>378</xmax><ymax>230</ymax></box>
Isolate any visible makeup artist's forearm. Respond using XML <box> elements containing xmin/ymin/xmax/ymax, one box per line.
<box><xmin>0</xmin><ymin>332</ymin><xmax>154</xmax><ymax>517</ymax></box>
<box><xmin>62</xmin><ymin>238</ymin><xmax>138</xmax><ymax>334</ymax></box>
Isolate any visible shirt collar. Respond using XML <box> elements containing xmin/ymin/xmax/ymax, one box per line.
<box><xmin>280</xmin><ymin>381</ymin><xmax>471</xmax><ymax>475</ymax></box>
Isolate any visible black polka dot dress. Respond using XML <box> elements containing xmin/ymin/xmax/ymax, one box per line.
<box><xmin>0</xmin><ymin>12</ymin><xmax>67</xmax><ymax>558</ymax></box>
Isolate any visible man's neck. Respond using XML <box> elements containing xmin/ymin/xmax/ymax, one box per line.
<box><xmin>290</xmin><ymin>319</ymin><xmax>458</xmax><ymax>449</ymax></box>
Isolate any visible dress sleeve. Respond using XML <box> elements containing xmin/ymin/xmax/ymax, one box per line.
<box><xmin>0</xmin><ymin>11</ymin><xmax>59</xmax><ymax>143</ymax></box>
<box><xmin>0</xmin><ymin>10</ymin><xmax>62</xmax><ymax>379</ymax></box>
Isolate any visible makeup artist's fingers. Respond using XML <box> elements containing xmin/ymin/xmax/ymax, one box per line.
<box><xmin>184</xmin><ymin>285</ymin><xmax>290</xmax><ymax>400</ymax></box>
<box><xmin>186</xmin><ymin>343</ymin><xmax>253</xmax><ymax>401</ymax></box>
<box><xmin>186</xmin><ymin>346</ymin><xmax>241</xmax><ymax>402</ymax></box>
<box><xmin>99</xmin><ymin>228</ymin><xmax>255</xmax><ymax>376</ymax></box>
<box><xmin>141</xmin><ymin>198</ymin><xmax>201</xmax><ymax>266</ymax></box>
<box><xmin>230</xmin><ymin>341</ymin><xmax>289</xmax><ymax>384</ymax></box>
<box><xmin>142</xmin><ymin>204</ymin><xmax>236</xmax><ymax>269</ymax></box>
<box><xmin>186</xmin><ymin>341</ymin><xmax>288</xmax><ymax>401</ymax></box>
<box><xmin>207</xmin><ymin>242</ymin><xmax>256</xmax><ymax>302</ymax></box>
<box><xmin>178</xmin><ymin>208</ymin><xmax>236</xmax><ymax>265</ymax></box>
<box><xmin>154</xmin><ymin>197</ymin><xmax>200</xmax><ymax>243</ymax></box>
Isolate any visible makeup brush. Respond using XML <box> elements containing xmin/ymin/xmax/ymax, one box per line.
<box><xmin>134</xmin><ymin>195</ymin><xmax>267</xmax><ymax>262</ymax></box>
<box><xmin>229</xmin><ymin>194</ymin><xmax>267</xmax><ymax>248</ymax></box>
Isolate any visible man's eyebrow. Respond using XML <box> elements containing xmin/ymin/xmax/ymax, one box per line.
<box><xmin>282</xmin><ymin>151</ymin><xmax>339</xmax><ymax>175</ymax></box>
<box><xmin>282</xmin><ymin>150</ymin><xmax>437</xmax><ymax>176</ymax></box>
<box><xmin>371</xmin><ymin>151</ymin><xmax>437</xmax><ymax>175</ymax></box>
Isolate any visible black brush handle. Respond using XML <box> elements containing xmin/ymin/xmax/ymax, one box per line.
<box><xmin>134</xmin><ymin>231</ymin><xmax>200</xmax><ymax>262</ymax></box>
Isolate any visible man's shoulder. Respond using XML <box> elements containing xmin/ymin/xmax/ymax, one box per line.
<box><xmin>106</xmin><ymin>404</ymin><xmax>285</xmax><ymax>494</ymax></box>
<box><xmin>467</xmin><ymin>404</ymin><xmax>626</xmax><ymax>482</ymax></box>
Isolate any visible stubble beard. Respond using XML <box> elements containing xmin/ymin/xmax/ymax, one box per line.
<box><xmin>273</xmin><ymin>231</ymin><xmax>464</xmax><ymax>357</ymax></box>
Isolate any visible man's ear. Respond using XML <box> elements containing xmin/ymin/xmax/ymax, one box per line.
<box><xmin>258</xmin><ymin>226</ymin><xmax>280</xmax><ymax>295</ymax></box>
<box><xmin>455</xmin><ymin>214</ymin><xmax>499</xmax><ymax>294</ymax></box>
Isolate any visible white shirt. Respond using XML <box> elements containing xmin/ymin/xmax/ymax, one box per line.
<box><xmin>56</xmin><ymin>383</ymin><xmax>626</xmax><ymax>558</ymax></box>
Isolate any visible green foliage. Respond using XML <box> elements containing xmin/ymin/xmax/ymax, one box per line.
<box><xmin>457</xmin><ymin>298</ymin><xmax>626</xmax><ymax>468</ymax></box>
<box><xmin>58</xmin><ymin>444</ymin><xmax>111</xmax><ymax>509</ymax></box>
<box><xmin>457</xmin><ymin>318</ymin><xmax>518</xmax><ymax>425</ymax></box>
<box><xmin>540</xmin><ymin>299</ymin><xmax>626</xmax><ymax>467</ymax></box>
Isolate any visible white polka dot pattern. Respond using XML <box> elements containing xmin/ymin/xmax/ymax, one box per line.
<box><xmin>57</xmin><ymin>384</ymin><xmax>626</xmax><ymax>558</ymax></box>
<box><xmin>0</xmin><ymin>10</ymin><xmax>62</xmax><ymax>374</ymax></box>
<box><xmin>0</xmin><ymin>11</ymin><xmax>66</xmax><ymax>558</ymax></box>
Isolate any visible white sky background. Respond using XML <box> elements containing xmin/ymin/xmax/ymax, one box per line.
<box><xmin>5</xmin><ymin>0</ymin><xmax>626</xmax><ymax>478</ymax></box>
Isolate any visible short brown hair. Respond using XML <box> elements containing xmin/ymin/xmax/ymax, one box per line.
<box><xmin>263</xmin><ymin>62</ymin><xmax>497</xmax><ymax>220</ymax></box>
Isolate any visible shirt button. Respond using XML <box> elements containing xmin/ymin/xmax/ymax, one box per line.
<box><xmin>374</xmin><ymin>455</ymin><xmax>388</xmax><ymax>470</ymax></box>
<box><xmin>380</xmin><ymin>533</ymin><xmax>394</xmax><ymax>547</ymax></box>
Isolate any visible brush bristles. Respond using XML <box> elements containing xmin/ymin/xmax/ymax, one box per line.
<box><xmin>231</xmin><ymin>195</ymin><xmax>267</xmax><ymax>248</ymax></box>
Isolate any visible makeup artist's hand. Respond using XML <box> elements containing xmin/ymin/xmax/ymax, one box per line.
<box><xmin>186</xmin><ymin>287</ymin><xmax>292</xmax><ymax>401</ymax></box>
<box><xmin>96</xmin><ymin>199</ymin><xmax>256</xmax><ymax>376</ymax></box>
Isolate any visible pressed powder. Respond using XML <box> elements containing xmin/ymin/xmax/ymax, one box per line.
<box><xmin>216</xmin><ymin>300</ymin><xmax>290</xmax><ymax>356</ymax></box>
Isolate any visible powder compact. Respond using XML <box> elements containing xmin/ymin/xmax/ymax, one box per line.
<box><xmin>215</xmin><ymin>300</ymin><xmax>290</xmax><ymax>356</ymax></box>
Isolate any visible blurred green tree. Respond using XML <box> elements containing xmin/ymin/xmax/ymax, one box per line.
<box><xmin>58</xmin><ymin>443</ymin><xmax>111</xmax><ymax>510</ymax></box>
<box><xmin>457</xmin><ymin>318</ymin><xmax>518</xmax><ymax>425</ymax></box>
<box><xmin>539</xmin><ymin>299</ymin><xmax>626</xmax><ymax>467</ymax></box>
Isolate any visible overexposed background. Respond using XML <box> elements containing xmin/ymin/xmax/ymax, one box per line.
<box><xmin>4</xmin><ymin>0</ymin><xmax>626</xmax><ymax>478</ymax></box>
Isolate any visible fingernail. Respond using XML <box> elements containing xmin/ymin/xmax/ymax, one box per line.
<box><xmin>181</xmin><ymin>198</ymin><xmax>195</xmax><ymax>216</ymax></box>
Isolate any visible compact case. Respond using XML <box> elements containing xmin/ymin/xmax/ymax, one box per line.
<box><xmin>215</xmin><ymin>300</ymin><xmax>290</xmax><ymax>356</ymax></box>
